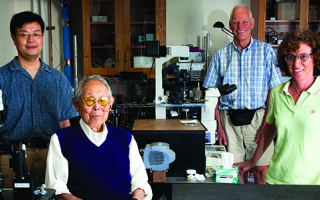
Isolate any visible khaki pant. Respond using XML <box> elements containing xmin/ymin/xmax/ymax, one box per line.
<box><xmin>220</xmin><ymin>109</ymin><xmax>274</xmax><ymax>166</ymax></box>
<box><xmin>0</xmin><ymin>147</ymin><xmax>48</xmax><ymax>188</ymax></box>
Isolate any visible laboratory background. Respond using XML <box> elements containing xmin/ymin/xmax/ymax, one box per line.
<box><xmin>0</xmin><ymin>0</ymin><xmax>320</xmax><ymax>199</ymax></box>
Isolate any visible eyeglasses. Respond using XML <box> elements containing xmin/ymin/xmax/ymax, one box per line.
<box><xmin>285</xmin><ymin>53</ymin><xmax>312</xmax><ymax>64</ymax></box>
<box><xmin>81</xmin><ymin>97</ymin><xmax>111</xmax><ymax>107</ymax></box>
<box><xmin>16</xmin><ymin>33</ymin><xmax>43</xmax><ymax>39</ymax></box>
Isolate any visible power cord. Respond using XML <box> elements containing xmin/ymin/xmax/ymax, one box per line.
<box><xmin>135</xmin><ymin>58</ymin><xmax>155</xmax><ymax>119</ymax></box>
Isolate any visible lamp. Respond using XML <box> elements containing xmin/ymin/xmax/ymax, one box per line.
<box><xmin>213</xmin><ymin>21</ymin><xmax>233</xmax><ymax>38</ymax></box>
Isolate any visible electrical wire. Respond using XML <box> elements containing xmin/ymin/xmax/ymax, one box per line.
<box><xmin>135</xmin><ymin>58</ymin><xmax>155</xmax><ymax>120</ymax></box>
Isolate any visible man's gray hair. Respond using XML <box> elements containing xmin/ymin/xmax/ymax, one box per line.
<box><xmin>74</xmin><ymin>75</ymin><xmax>113</xmax><ymax>100</ymax></box>
<box><xmin>229</xmin><ymin>4</ymin><xmax>253</xmax><ymax>22</ymax></box>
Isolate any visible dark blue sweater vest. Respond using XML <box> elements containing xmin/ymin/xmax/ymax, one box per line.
<box><xmin>56</xmin><ymin>123</ymin><xmax>132</xmax><ymax>200</ymax></box>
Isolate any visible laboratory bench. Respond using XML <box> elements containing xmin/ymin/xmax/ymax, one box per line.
<box><xmin>131</xmin><ymin>119</ymin><xmax>320</xmax><ymax>200</ymax></box>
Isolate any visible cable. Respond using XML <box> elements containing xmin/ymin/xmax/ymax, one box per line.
<box><xmin>135</xmin><ymin>58</ymin><xmax>155</xmax><ymax>120</ymax></box>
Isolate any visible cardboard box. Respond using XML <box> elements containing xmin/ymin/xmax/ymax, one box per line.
<box><xmin>277</xmin><ymin>2</ymin><xmax>300</xmax><ymax>20</ymax></box>
<box><xmin>215</xmin><ymin>166</ymin><xmax>239</xmax><ymax>184</ymax></box>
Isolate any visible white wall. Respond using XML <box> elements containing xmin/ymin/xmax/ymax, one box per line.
<box><xmin>0</xmin><ymin>1</ymin><xmax>29</xmax><ymax>66</ymax></box>
<box><xmin>0</xmin><ymin>0</ymin><xmax>63</xmax><ymax>70</ymax></box>
<box><xmin>167</xmin><ymin>0</ymin><xmax>251</xmax><ymax>56</ymax></box>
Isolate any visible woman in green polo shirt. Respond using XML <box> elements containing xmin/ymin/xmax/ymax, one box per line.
<box><xmin>235</xmin><ymin>29</ymin><xmax>320</xmax><ymax>184</ymax></box>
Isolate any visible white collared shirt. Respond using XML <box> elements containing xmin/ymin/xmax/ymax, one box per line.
<box><xmin>45</xmin><ymin>119</ymin><xmax>152</xmax><ymax>199</ymax></box>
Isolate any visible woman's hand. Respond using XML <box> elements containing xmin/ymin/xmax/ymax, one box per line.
<box><xmin>234</xmin><ymin>160</ymin><xmax>255</xmax><ymax>176</ymax></box>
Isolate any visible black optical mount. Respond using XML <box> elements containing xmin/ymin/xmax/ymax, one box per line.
<box><xmin>12</xmin><ymin>144</ymin><xmax>35</xmax><ymax>200</ymax></box>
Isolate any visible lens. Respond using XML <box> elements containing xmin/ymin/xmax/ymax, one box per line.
<box><xmin>82</xmin><ymin>97</ymin><xmax>110</xmax><ymax>106</ymax></box>
<box><xmin>97</xmin><ymin>97</ymin><xmax>110</xmax><ymax>106</ymax></box>
<box><xmin>287</xmin><ymin>55</ymin><xmax>295</xmax><ymax>61</ymax></box>
<box><xmin>285</xmin><ymin>54</ymin><xmax>295</xmax><ymax>64</ymax></box>
<box><xmin>83</xmin><ymin>97</ymin><xmax>95</xmax><ymax>106</ymax></box>
<box><xmin>299</xmin><ymin>54</ymin><xmax>309</xmax><ymax>61</ymax></box>
<box><xmin>285</xmin><ymin>53</ymin><xmax>312</xmax><ymax>64</ymax></box>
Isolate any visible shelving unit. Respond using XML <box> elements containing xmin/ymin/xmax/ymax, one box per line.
<box><xmin>251</xmin><ymin>0</ymin><xmax>320</xmax><ymax>45</ymax></box>
<box><xmin>80</xmin><ymin>0</ymin><xmax>166</xmax><ymax>77</ymax></box>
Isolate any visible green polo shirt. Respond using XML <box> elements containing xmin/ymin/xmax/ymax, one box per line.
<box><xmin>266</xmin><ymin>76</ymin><xmax>320</xmax><ymax>184</ymax></box>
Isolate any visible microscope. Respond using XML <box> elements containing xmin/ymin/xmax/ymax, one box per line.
<box><xmin>167</xmin><ymin>69</ymin><xmax>191</xmax><ymax>104</ymax></box>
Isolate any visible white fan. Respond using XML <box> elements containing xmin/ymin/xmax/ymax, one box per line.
<box><xmin>143</xmin><ymin>142</ymin><xmax>175</xmax><ymax>171</ymax></box>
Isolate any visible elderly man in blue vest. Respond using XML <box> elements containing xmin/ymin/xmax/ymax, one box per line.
<box><xmin>45</xmin><ymin>75</ymin><xmax>152</xmax><ymax>200</ymax></box>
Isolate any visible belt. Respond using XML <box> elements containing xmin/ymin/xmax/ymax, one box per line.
<box><xmin>11</xmin><ymin>140</ymin><xmax>49</xmax><ymax>149</ymax></box>
<box><xmin>228</xmin><ymin>107</ymin><xmax>262</xmax><ymax>113</ymax></box>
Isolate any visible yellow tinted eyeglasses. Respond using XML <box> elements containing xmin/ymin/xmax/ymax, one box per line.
<box><xmin>81</xmin><ymin>97</ymin><xmax>110</xmax><ymax>107</ymax></box>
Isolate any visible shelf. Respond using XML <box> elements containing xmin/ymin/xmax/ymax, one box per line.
<box><xmin>91</xmin><ymin>45</ymin><xmax>115</xmax><ymax>48</ymax></box>
<box><xmin>131</xmin><ymin>22</ymin><xmax>155</xmax><ymax>25</ymax></box>
<box><xmin>266</xmin><ymin>20</ymin><xmax>300</xmax><ymax>23</ymax></box>
<box><xmin>131</xmin><ymin>0</ymin><xmax>155</xmax><ymax>1</ymax></box>
<box><xmin>116</xmin><ymin>103</ymin><xmax>155</xmax><ymax>108</ymax></box>
<box><xmin>90</xmin><ymin>22</ymin><xmax>115</xmax><ymax>25</ymax></box>
<box><xmin>90</xmin><ymin>68</ymin><xmax>119</xmax><ymax>76</ymax></box>
<box><xmin>92</xmin><ymin>0</ymin><xmax>114</xmax><ymax>1</ymax></box>
<box><xmin>156</xmin><ymin>103</ymin><xmax>206</xmax><ymax>107</ymax></box>
<box><xmin>131</xmin><ymin>46</ymin><xmax>146</xmax><ymax>48</ymax></box>
<box><xmin>267</xmin><ymin>20</ymin><xmax>320</xmax><ymax>23</ymax></box>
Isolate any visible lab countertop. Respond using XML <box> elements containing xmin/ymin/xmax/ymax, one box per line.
<box><xmin>171</xmin><ymin>183</ymin><xmax>320</xmax><ymax>200</ymax></box>
<box><xmin>132</xmin><ymin>119</ymin><xmax>206</xmax><ymax>131</ymax></box>
<box><xmin>151</xmin><ymin>176</ymin><xmax>320</xmax><ymax>200</ymax></box>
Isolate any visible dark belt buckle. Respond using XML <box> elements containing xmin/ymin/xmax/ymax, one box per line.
<box><xmin>27</xmin><ymin>140</ymin><xmax>37</xmax><ymax>148</ymax></box>
<box><xmin>27</xmin><ymin>140</ymin><xmax>47</xmax><ymax>149</ymax></box>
